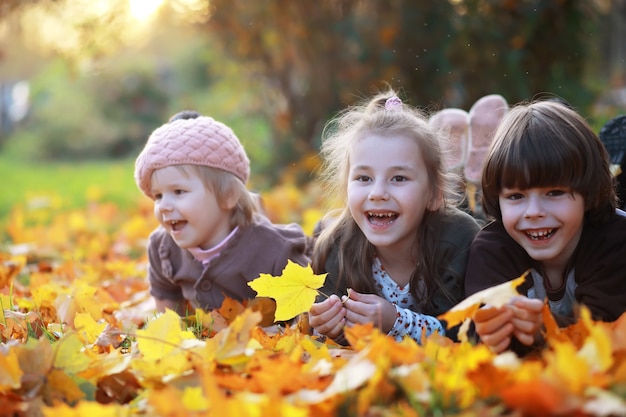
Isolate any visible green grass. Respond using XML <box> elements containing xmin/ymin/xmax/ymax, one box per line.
<box><xmin>0</xmin><ymin>155</ymin><xmax>143</xmax><ymax>222</ymax></box>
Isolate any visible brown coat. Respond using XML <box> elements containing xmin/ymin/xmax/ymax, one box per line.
<box><xmin>147</xmin><ymin>215</ymin><xmax>310</xmax><ymax>311</ymax></box>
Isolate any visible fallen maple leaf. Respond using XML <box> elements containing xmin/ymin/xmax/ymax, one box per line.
<box><xmin>74</xmin><ymin>312</ymin><xmax>107</xmax><ymax>345</ymax></box>
<box><xmin>500</xmin><ymin>379</ymin><xmax>572</xmax><ymax>416</ymax></box>
<box><xmin>0</xmin><ymin>348</ymin><xmax>22</xmax><ymax>392</ymax></box>
<box><xmin>0</xmin><ymin>255</ymin><xmax>26</xmax><ymax>289</ymax></box>
<box><xmin>248</xmin><ymin>261</ymin><xmax>327</xmax><ymax>321</ymax></box>
<box><xmin>9</xmin><ymin>197</ymin><xmax>626</xmax><ymax>416</ymax></box>
<box><xmin>207</xmin><ymin>309</ymin><xmax>261</xmax><ymax>366</ymax></box>
<box><xmin>438</xmin><ymin>271</ymin><xmax>529</xmax><ymax>329</ymax></box>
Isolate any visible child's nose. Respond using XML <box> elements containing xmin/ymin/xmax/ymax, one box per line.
<box><xmin>524</xmin><ymin>194</ymin><xmax>545</xmax><ymax>217</ymax></box>
<box><xmin>368</xmin><ymin>180</ymin><xmax>389</xmax><ymax>201</ymax></box>
<box><xmin>156</xmin><ymin>196</ymin><xmax>174</xmax><ymax>213</ymax></box>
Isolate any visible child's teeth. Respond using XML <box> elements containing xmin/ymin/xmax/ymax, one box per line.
<box><xmin>368</xmin><ymin>212</ymin><xmax>393</xmax><ymax>217</ymax></box>
<box><xmin>528</xmin><ymin>229</ymin><xmax>554</xmax><ymax>239</ymax></box>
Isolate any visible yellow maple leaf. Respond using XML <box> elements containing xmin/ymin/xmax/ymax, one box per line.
<box><xmin>46</xmin><ymin>368</ymin><xmax>86</xmax><ymax>404</ymax></box>
<box><xmin>74</xmin><ymin>312</ymin><xmax>107</xmax><ymax>345</ymax></box>
<box><xmin>544</xmin><ymin>338</ymin><xmax>590</xmax><ymax>395</ymax></box>
<box><xmin>578</xmin><ymin>307</ymin><xmax>613</xmax><ymax>373</ymax></box>
<box><xmin>0</xmin><ymin>348</ymin><xmax>23</xmax><ymax>392</ymax></box>
<box><xmin>207</xmin><ymin>309</ymin><xmax>261</xmax><ymax>367</ymax></box>
<box><xmin>182</xmin><ymin>386</ymin><xmax>209</xmax><ymax>412</ymax></box>
<box><xmin>42</xmin><ymin>401</ymin><xmax>125</xmax><ymax>417</ymax></box>
<box><xmin>132</xmin><ymin>309</ymin><xmax>205</xmax><ymax>381</ymax></box>
<box><xmin>53</xmin><ymin>333</ymin><xmax>93</xmax><ymax>374</ymax></box>
<box><xmin>248</xmin><ymin>261</ymin><xmax>327</xmax><ymax>321</ymax></box>
<box><xmin>438</xmin><ymin>271</ymin><xmax>529</xmax><ymax>328</ymax></box>
<box><xmin>0</xmin><ymin>293</ymin><xmax>11</xmax><ymax>323</ymax></box>
<box><xmin>136</xmin><ymin>309</ymin><xmax>197</xmax><ymax>361</ymax></box>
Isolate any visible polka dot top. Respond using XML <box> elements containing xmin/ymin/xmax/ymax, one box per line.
<box><xmin>372</xmin><ymin>257</ymin><xmax>444</xmax><ymax>344</ymax></box>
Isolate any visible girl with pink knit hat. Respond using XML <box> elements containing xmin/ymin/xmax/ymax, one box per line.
<box><xmin>134</xmin><ymin>111</ymin><xmax>310</xmax><ymax>316</ymax></box>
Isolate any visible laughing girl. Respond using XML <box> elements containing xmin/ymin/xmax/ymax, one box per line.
<box><xmin>308</xmin><ymin>90</ymin><xmax>480</xmax><ymax>344</ymax></box>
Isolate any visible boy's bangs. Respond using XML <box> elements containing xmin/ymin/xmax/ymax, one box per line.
<box><xmin>499</xmin><ymin>132</ymin><xmax>583</xmax><ymax>191</ymax></box>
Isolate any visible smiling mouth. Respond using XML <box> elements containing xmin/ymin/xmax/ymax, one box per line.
<box><xmin>526</xmin><ymin>228</ymin><xmax>555</xmax><ymax>240</ymax></box>
<box><xmin>168</xmin><ymin>220</ymin><xmax>186</xmax><ymax>231</ymax></box>
<box><xmin>367</xmin><ymin>211</ymin><xmax>398</xmax><ymax>225</ymax></box>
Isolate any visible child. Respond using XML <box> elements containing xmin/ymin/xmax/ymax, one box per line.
<box><xmin>465</xmin><ymin>100</ymin><xmax>626</xmax><ymax>354</ymax></box>
<box><xmin>134</xmin><ymin>110</ymin><xmax>310</xmax><ymax>315</ymax></box>
<box><xmin>308</xmin><ymin>90</ymin><xmax>481</xmax><ymax>344</ymax></box>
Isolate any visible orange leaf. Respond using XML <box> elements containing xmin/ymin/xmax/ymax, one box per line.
<box><xmin>467</xmin><ymin>362</ymin><xmax>511</xmax><ymax>399</ymax></box>
<box><xmin>344</xmin><ymin>323</ymin><xmax>376</xmax><ymax>349</ymax></box>
<box><xmin>500</xmin><ymin>379</ymin><xmax>572</xmax><ymax>416</ymax></box>
<box><xmin>438</xmin><ymin>271</ymin><xmax>528</xmax><ymax>328</ymax></box>
<box><xmin>217</xmin><ymin>296</ymin><xmax>246</xmax><ymax>322</ymax></box>
<box><xmin>247</xmin><ymin>297</ymin><xmax>278</xmax><ymax>327</ymax></box>
<box><xmin>542</xmin><ymin>302</ymin><xmax>561</xmax><ymax>340</ymax></box>
<box><xmin>0</xmin><ymin>255</ymin><xmax>26</xmax><ymax>290</ymax></box>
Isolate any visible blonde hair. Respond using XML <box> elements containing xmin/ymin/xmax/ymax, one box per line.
<box><xmin>318</xmin><ymin>91</ymin><xmax>458</xmax><ymax>210</ymax></box>
<box><xmin>174</xmin><ymin>165</ymin><xmax>260</xmax><ymax>228</ymax></box>
<box><xmin>313</xmin><ymin>88</ymin><xmax>460</xmax><ymax>308</ymax></box>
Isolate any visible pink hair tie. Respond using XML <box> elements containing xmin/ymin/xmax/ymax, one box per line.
<box><xmin>385</xmin><ymin>96</ymin><xmax>403</xmax><ymax>111</ymax></box>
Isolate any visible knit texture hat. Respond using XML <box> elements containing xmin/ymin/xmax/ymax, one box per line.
<box><xmin>135</xmin><ymin>116</ymin><xmax>250</xmax><ymax>198</ymax></box>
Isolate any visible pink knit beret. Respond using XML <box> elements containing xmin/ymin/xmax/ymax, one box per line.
<box><xmin>134</xmin><ymin>116</ymin><xmax>250</xmax><ymax>198</ymax></box>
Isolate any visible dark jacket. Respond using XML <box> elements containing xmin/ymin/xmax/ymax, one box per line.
<box><xmin>318</xmin><ymin>206</ymin><xmax>480</xmax><ymax>325</ymax></box>
<box><xmin>466</xmin><ymin>214</ymin><xmax>626</xmax><ymax>324</ymax></box>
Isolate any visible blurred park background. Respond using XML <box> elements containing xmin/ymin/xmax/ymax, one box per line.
<box><xmin>0</xmin><ymin>0</ymin><xmax>625</xmax><ymax>241</ymax></box>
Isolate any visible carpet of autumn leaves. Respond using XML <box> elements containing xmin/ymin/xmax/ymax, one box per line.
<box><xmin>2</xmin><ymin>188</ymin><xmax>626</xmax><ymax>417</ymax></box>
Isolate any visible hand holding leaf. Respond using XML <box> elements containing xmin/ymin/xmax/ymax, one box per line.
<box><xmin>439</xmin><ymin>271</ymin><xmax>529</xmax><ymax>328</ymax></box>
<box><xmin>248</xmin><ymin>261</ymin><xmax>327</xmax><ymax>322</ymax></box>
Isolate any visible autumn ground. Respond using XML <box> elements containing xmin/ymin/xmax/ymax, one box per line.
<box><xmin>1</xmin><ymin>184</ymin><xmax>626</xmax><ymax>417</ymax></box>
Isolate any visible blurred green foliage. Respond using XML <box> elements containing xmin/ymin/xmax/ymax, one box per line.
<box><xmin>4</xmin><ymin>60</ymin><xmax>167</xmax><ymax>160</ymax></box>
<box><xmin>0</xmin><ymin>0</ymin><xmax>622</xmax><ymax>189</ymax></box>
<box><xmin>2</xmin><ymin>29</ymin><xmax>278</xmax><ymax>179</ymax></box>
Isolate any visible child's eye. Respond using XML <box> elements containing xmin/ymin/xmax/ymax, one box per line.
<box><xmin>355</xmin><ymin>175</ymin><xmax>371</xmax><ymax>182</ymax></box>
<box><xmin>153</xmin><ymin>193</ymin><xmax>162</xmax><ymax>200</ymax></box>
<box><xmin>547</xmin><ymin>189</ymin><xmax>566</xmax><ymax>197</ymax></box>
<box><xmin>391</xmin><ymin>175</ymin><xmax>407</xmax><ymax>182</ymax></box>
<box><xmin>174</xmin><ymin>189</ymin><xmax>186</xmax><ymax>195</ymax></box>
<box><xmin>504</xmin><ymin>192</ymin><xmax>524</xmax><ymax>200</ymax></box>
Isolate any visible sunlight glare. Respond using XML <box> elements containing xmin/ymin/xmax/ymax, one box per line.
<box><xmin>129</xmin><ymin>0</ymin><xmax>164</xmax><ymax>21</ymax></box>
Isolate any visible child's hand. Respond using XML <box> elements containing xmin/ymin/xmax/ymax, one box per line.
<box><xmin>309</xmin><ymin>295</ymin><xmax>346</xmax><ymax>339</ymax></box>
<box><xmin>473</xmin><ymin>305</ymin><xmax>515</xmax><ymax>353</ymax></box>
<box><xmin>473</xmin><ymin>297</ymin><xmax>544</xmax><ymax>353</ymax></box>
<box><xmin>342</xmin><ymin>289</ymin><xmax>396</xmax><ymax>333</ymax></box>
<box><xmin>509</xmin><ymin>296</ymin><xmax>544</xmax><ymax>346</ymax></box>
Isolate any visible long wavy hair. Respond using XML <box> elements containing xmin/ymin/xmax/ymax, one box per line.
<box><xmin>312</xmin><ymin>88</ymin><xmax>461</xmax><ymax>310</ymax></box>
